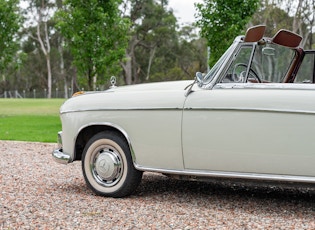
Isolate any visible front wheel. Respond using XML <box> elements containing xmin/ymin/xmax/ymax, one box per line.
<box><xmin>82</xmin><ymin>131</ymin><xmax>142</xmax><ymax>197</ymax></box>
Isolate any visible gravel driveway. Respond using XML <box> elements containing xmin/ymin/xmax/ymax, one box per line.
<box><xmin>1</xmin><ymin>140</ymin><xmax>315</xmax><ymax>229</ymax></box>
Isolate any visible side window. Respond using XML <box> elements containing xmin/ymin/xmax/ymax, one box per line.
<box><xmin>221</xmin><ymin>46</ymin><xmax>253</xmax><ymax>83</ymax></box>
<box><xmin>295</xmin><ymin>52</ymin><xmax>315</xmax><ymax>83</ymax></box>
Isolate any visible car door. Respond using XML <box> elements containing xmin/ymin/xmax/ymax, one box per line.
<box><xmin>182</xmin><ymin>83</ymin><xmax>315</xmax><ymax>177</ymax></box>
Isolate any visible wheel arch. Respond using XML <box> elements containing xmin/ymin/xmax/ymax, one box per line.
<box><xmin>73</xmin><ymin>123</ymin><xmax>136</xmax><ymax>163</ymax></box>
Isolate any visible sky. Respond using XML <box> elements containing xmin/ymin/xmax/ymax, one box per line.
<box><xmin>168</xmin><ymin>0</ymin><xmax>203</xmax><ymax>25</ymax></box>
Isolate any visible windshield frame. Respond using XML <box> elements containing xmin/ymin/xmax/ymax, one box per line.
<box><xmin>198</xmin><ymin>40</ymin><xmax>238</xmax><ymax>88</ymax></box>
<box><xmin>198</xmin><ymin>33</ymin><xmax>299</xmax><ymax>89</ymax></box>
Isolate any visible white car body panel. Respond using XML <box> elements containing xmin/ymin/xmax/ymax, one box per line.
<box><xmin>60</xmin><ymin>80</ymin><xmax>192</xmax><ymax>170</ymax></box>
<box><xmin>60</xmin><ymin>81</ymin><xmax>315</xmax><ymax>178</ymax></box>
<box><xmin>183</xmin><ymin>83</ymin><xmax>315</xmax><ymax>176</ymax></box>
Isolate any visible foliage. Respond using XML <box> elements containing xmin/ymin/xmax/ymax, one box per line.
<box><xmin>0</xmin><ymin>0</ymin><xmax>21</xmax><ymax>72</ymax></box>
<box><xmin>196</xmin><ymin>0</ymin><xmax>260</xmax><ymax>66</ymax></box>
<box><xmin>1</xmin><ymin>0</ymin><xmax>315</xmax><ymax>96</ymax></box>
<box><xmin>122</xmin><ymin>0</ymin><xmax>177</xmax><ymax>84</ymax></box>
<box><xmin>251</xmin><ymin>0</ymin><xmax>315</xmax><ymax>49</ymax></box>
<box><xmin>56</xmin><ymin>0</ymin><xmax>130</xmax><ymax>90</ymax></box>
<box><xmin>1</xmin><ymin>0</ymin><xmax>208</xmax><ymax>95</ymax></box>
<box><xmin>120</xmin><ymin>0</ymin><xmax>207</xmax><ymax>84</ymax></box>
<box><xmin>250</xmin><ymin>2</ymin><xmax>293</xmax><ymax>37</ymax></box>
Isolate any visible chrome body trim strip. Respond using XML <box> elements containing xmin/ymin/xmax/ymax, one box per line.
<box><xmin>61</xmin><ymin>107</ymin><xmax>315</xmax><ymax>116</ymax></box>
<box><xmin>134</xmin><ymin>164</ymin><xmax>315</xmax><ymax>183</ymax></box>
<box><xmin>214</xmin><ymin>82</ymin><xmax>315</xmax><ymax>90</ymax></box>
<box><xmin>183</xmin><ymin>107</ymin><xmax>315</xmax><ymax>115</ymax></box>
<box><xmin>60</xmin><ymin>107</ymin><xmax>182</xmax><ymax>114</ymax></box>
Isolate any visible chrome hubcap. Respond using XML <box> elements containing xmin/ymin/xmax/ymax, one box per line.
<box><xmin>92</xmin><ymin>146</ymin><xmax>123</xmax><ymax>187</ymax></box>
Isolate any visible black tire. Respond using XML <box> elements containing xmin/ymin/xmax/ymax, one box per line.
<box><xmin>82</xmin><ymin>131</ymin><xmax>143</xmax><ymax>198</ymax></box>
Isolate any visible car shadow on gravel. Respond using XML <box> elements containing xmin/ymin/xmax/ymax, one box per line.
<box><xmin>135</xmin><ymin>173</ymin><xmax>315</xmax><ymax>206</ymax></box>
<box><xmin>53</xmin><ymin>171</ymin><xmax>315</xmax><ymax>214</ymax></box>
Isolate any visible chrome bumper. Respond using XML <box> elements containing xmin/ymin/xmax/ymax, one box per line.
<box><xmin>52</xmin><ymin>131</ymin><xmax>71</xmax><ymax>164</ymax></box>
<box><xmin>52</xmin><ymin>148</ymin><xmax>71</xmax><ymax>164</ymax></box>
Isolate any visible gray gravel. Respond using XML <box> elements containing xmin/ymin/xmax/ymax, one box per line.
<box><xmin>1</xmin><ymin>140</ymin><xmax>315</xmax><ymax>229</ymax></box>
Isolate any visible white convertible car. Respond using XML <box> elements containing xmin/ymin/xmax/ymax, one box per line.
<box><xmin>53</xmin><ymin>25</ymin><xmax>315</xmax><ymax>197</ymax></box>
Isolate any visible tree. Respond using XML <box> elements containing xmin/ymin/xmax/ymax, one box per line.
<box><xmin>282</xmin><ymin>0</ymin><xmax>314</xmax><ymax>49</ymax></box>
<box><xmin>150</xmin><ymin>25</ymin><xmax>208</xmax><ymax>82</ymax></box>
<box><xmin>250</xmin><ymin>0</ymin><xmax>314</xmax><ymax>49</ymax></box>
<box><xmin>56</xmin><ymin>0</ymin><xmax>130</xmax><ymax>90</ymax></box>
<box><xmin>196</xmin><ymin>0</ymin><xmax>260</xmax><ymax>66</ymax></box>
<box><xmin>177</xmin><ymin>25</ymin><xmax>208</xmax><ymax>77</ymax></box>
<box><xmin>56</xmin><ymin>0</ymin><xmax>70</xmax><ymax>98</ymax></box>
<box><xmin>27</xmin><ymin>0</ymin><xmax>55</xmax><ymax>98</ymax></box>
<box><xmin>121</xmin><ymin>0</ymin><xmax>178</xmax><ymax>84</ymax></box>
<box><xmin>250</xmin><ymin>1</ymin><xmax>292</xmax><ymax>37</ymax></box>
<box><xmin>0</xmin><ymin>0</ymin><xmax>21</xmax><ymax>76</ymax></box>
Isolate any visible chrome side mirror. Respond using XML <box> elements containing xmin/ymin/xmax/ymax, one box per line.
<box><xmin>196</xmin><ymin>72</ymin><xmax>204</xmax><ymax>84</ymax></box>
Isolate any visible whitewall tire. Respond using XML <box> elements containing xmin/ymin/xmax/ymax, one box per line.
<box><xmin>82</xmin><ymin>131</ymin><xmax>142</xmax><ymax>197</ymax></box>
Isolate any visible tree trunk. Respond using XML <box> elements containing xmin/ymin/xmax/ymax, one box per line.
<box><xmin>36</xmin><ymin>4</ymin><xmax>52</xmax><ymax>98</ymax></box>
<box><xmin>122</xmin><ymin>37</ymin><xmax>139</xmax><ymax>85</ymax></box>
<box><xmin>146</xmin><ymin>46</ymin><xmax>156</xmax><ymax>81</ymax></box>
<box><xmin>122</xmin><ymin>51</ymin><xmax>132</xmax><ymax>85</ymax></box>
<box><xmin>58</xmin><ymin>37</ymin><xmax>68</xmax><ymax>98</ymax></box>
<box><xmin>46</xmin><ymin>55</ymin><xmax>52</xmax><ymax>98</ymax></box>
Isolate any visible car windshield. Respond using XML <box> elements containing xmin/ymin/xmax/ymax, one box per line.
<box><xmin>222</xmin><ymin>42</ymin><xmax>296</xmax><ymax>83</ymax></box>
<box><xmin>202</xmin><ymin>42</ymin><xmax>237</xmax><ymax>84</ymax></box>
<box><xmin>251</xmin><ymin>43</ymin><xmax>296</xmax><ymax>82</ymax></box>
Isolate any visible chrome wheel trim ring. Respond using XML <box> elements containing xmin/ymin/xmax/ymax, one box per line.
<box><xmin>90</xmin><ymin>145</ymin><xmax>123</xmax><ymax>187</ymax></box>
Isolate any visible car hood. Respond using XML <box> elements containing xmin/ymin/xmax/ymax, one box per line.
<box><xmin>60</xmin><ymin>80</ymin><xmax>193</xmax><ymax>114</ymax></box>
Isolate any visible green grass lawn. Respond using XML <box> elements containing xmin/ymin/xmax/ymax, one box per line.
<box><xmin>0</xmin><ymin>99</ymin><xmax>66</xmax><ymax>143</ymax></box>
